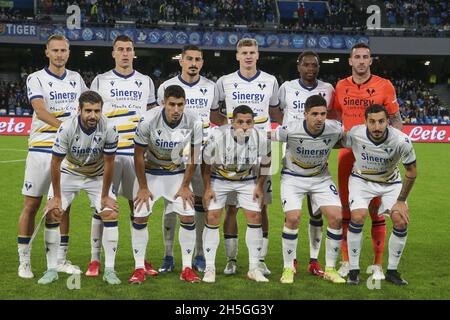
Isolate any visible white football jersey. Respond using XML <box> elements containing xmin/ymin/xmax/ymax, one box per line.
<box><xmin>275</xmin><ymin>119</ymin><xmax>343</xmax><ymax>177</ymax></box>
<box><xmin>27</xmin><ymin>68</ymin><xmax>88</xmax><ymax>153</ymax></box>
<box><xmin>52</xmin><ymin>115</ymin><xmax>118</xmax><ymax>177</ymax></box>
<box><xmin>203</xmin><ymin>124</ymin><xmax>271</xmax><ymax>181</ymax></box>
<box><xmin>342</xmin><ymin>125</ymin><xmax>417</xmax><ymax>183</ymax></box>
<box><xmin>134</xmin><ymin>106</ymin><xmax>203</xmax><ymax>174</ymax></box>
<box><xmin>217</xmin><ymin>70</ymin><xmax>279</xmax><ymax>132</ymax></box>
<box><xmin>91</xmin><ymin>69</ymin><xmax>156</xmax><ymax>156</ymax></box>
<box><xmin>278</xmin><ymin>79</ymin><xmax>334</xmax><ymax>125</ymax></box>
<box><xmin>157</xmin><ymin>75</ymin><xmax>219</xmax><ymax>142</ymax></box>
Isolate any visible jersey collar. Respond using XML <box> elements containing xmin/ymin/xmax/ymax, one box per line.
<box><xmin>366</xmin><ymin>127</ymin><xmax>389</xmax><ymax>146</ymax></box>
<box><xmin>78</xmin><ymin>116</ymin><xmax>96</xmax><ymax>136</ymax></box>
<box><xmin>162</xmin><ymin>108</ymin><xmax>183</xmax><ymax>129</ymax></box>
<box><xmin>237</xmin><ymin>69</ymin><xmax>261</xmax><ymax>82</ymax></box>
<box><xmin>44</xmin><ymin>67</ymin><xmax>67</xmax><ymax>80</ymax></box>
<box><xmin>303</xmin><ymin>120</ymin><xmax>325</xmax><ymax>138</ymax></box>
<box><xmin>177</xmin><ymin>74</ymin><xmax>200</xmax><ymax>87</ymax></box>
<box><xmin>351</xmin><ymin>75</ymin><xmax>372</xmax><ymax>86</ymax></box>
<box><xmin>112</xmin><ymin>69</ymin><xmax>135</xmax><ymax>79</ymax></box>
<box><xmin>298</xmin><ymin>79</ymin><xmax>318</xmax><ymax>91</ymax></box>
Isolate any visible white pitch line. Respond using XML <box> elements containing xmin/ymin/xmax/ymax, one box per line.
<box><xmin>0</xmin><ymin>159</ymin><xmax>26</xmax><ymax>163</ymax></box>
<box><xmin>0</xmin><ymin>148</ymin><xmax>28</xmax><ymax>152</ymax></box>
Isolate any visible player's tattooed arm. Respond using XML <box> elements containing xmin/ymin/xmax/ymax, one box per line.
<box><xmin>389</xmin><ymin>111</ymin><xmax>403</xmax><ymax>131</ymax></box>
<box><xmin>31</xmin><ymin>98</ymin><xmax>62</xmax><ymax>128</ymax></box>
<box><xmin>391</xmin><ymin>162</ymin><xmax>417</xmax><ymax>224</ymax></box>
<box><xmin>397</xmin><ymin>162</ymin><xmax>417</xmax><ymax>202</ymax></box>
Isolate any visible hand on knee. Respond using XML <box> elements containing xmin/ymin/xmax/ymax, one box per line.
<box><xmin>100</xmin><ymin>210</ymin><xmax>118</xmax><ymax>221</ymax></box>
<box><xmin>46</xmin><ymin>208</ymin><xmax>62</xmax><ymax>224</ymax></box>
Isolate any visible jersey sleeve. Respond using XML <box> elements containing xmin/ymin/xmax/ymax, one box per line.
<box><xmin>340</xmin><ymin>128</ymin><xmax>353</xmax><ymax>148</ymax></box>
<box><xmin>134</xmin><ymin>116</ymin><xmax>150</xmax><ymax>147</ymax></box>
<box><xmin>216</xmin><ymin>76</ymin><xmax>226</xmax><ymax>102</ymax></box>
<box><xmin>26</xmin><ymin>73</ymin><xmax>44</xmax><ymax>102</ymax></box>
<box><xmin>192</xmin><ymin>119</ymin><xmax>204</xmax><ymax>146</ymax></box>
<box><xmin>104</xmin><ymin>123</ymin><xmax>119</xmax><ymax>155</ymax></box>
<box><xmin>332</xmin><ymin>81</ymin><xmax>343</xmax><ymax>113</ymax></box>
<box><xmin>52</xmin><ymin>122</ymin><xmax>69</xmax><ymax>156</ymax></box>
<box><xmin>80</xmin><ymin>75</ymin><xmax>88</xmax><ymax>93</ymax></box>
<box><xmin>156</xmin><ymin>83</ymin><xmax>165</xmax><ymax>106</ymax></box>
<box><xmin>202</xmin><ymin>130</ymin><xmax>215</xmax><ymax>165</ymax></box>
<box><xmin>210</xmin><ymin>83</ymin><xmax>220</xmax><ymax>111</ymax></box>
<box><xmin>400</xmin><ymin>135</ymin><xmax>416</xmax><ymax>165</ymax></box>
<box><xmin>90</xmin><ymin>75</ymin><xmax>100</xmax><ymax>91</ymax></box>
<box><xmin>278</xmin><ymin>83</ymin><xmax>287</xmax><ymax>111</ymax></box>
<box><xmin>327</xmin><ymin>85</ymin><xmax>335</xmax><ymax>111</ymax></box>
<box><xmin>274</xmin><ymin>124</ymin><xmax>288</xmax><ymax>142</ymax></box>
<box><xmin>269</xmin><ymin>77</ymin><xmax>280</xmax><ymax>107</ymax></box>
<box><xmin>383</xmin><ymin>79</ymin><xmax>399</xmax><ymax>115</ymax></box>
<box><xmin>147</xmin><ymin>76</ymin><xmax>157</xmax><ymax>106</ymax></box>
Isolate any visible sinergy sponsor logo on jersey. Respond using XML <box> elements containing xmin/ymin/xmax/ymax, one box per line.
<box><xmin>232</xmin><ymin>92</ymin><xmax>265</xmax><ymax>103</ymax></box>
<box><xmin>185</xmin><ymin>97</ymin><xmax>209</xmax><ymax>108</ymax></box>
<box><xmin>49</xmin><ymin>91</ymin><xmax>78</xmax><ymax>101</ymax></box>
<box><xmin>110</xmin><ymin>89</ymin><xmax>143</xmax><ymax>100</ymax></box>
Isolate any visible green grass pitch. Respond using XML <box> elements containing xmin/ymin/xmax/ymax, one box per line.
<box><xmin>0</xmin><ymin>135</ymin><xmax>449</xmax><ymax>300</ymax></box>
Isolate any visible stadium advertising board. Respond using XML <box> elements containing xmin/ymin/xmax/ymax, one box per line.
<box><xmin>0</xmin><ymin>116</ymin><xmax>32</xmax><ymax>135</ymax></box>
<box><xmin>1</xmin><ymin>117</ymin><xmax>449</xmax><ymax>142</ymax></box>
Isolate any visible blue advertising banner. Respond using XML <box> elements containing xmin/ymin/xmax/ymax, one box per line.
<box><xmin>1</xmin><ymin>23</ymin><xmax>368</xmax><ymax>51</ymax></box>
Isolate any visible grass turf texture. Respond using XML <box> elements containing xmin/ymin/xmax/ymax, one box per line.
<box><xmin>0</xmin><ymin>135</ymin><xmax>449</xmax><ymax>300</ymax></box>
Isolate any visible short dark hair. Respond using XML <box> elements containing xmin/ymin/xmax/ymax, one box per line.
<box><xmin>164</xmin><ymin>85</ymin><xmax>186</xmax><ymax>101</ymax></box>
<box><xmin>182</xmin><ymin>45</ymin><xmax>202</xmax><ymax>56</ymax></box>
<box><xmin>113</xmin><ymin>35</ymin><xmax>134</xmax><ymax>47</ymax></box>
<box><xmin>233</xmin><ymin>105</ymin><xmax>255</xmax><ymax>119</ymax></box>
<box><xmin>79</xmin><ymin>91</ymin><xmax>103</xmax><ymax>110</ymax></box>
<box><xmin>365</xmin><ymin>104</ymin><xmax>388</xmax><ymax>119</ymax></box>
<box><xmin>297</xmin><ymin>51</ymin><xmax>319</xmax><ymax>64</ymax></box>
<box><xmin>305</xmin><ymin>95</ymin><xmax>327</xmax><ymax>112</ymax></box>
<box><xmin>350</xmin><ymin>42</ymin><xmax>371</xmax><ymax>57</ymax></box>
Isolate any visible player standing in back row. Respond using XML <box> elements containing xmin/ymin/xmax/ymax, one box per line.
<box><xmin>88</xmin><ymin>35</ymin><xmax>158</xmax><ymax>277</ymax></box>
<box><xmin>278</xmin><ymin>51</ymin><xmax>334</xmax><ymax>276</ymax></box>
<box><xmin>18</xmin><ymin>34</ymin><xmax>87</xmax><ymax>279</ymax></box>
<box><xmin>332</xmin><ymin>43</ymin><xmax>403</xmax><ymax>280</ymax></box>
<box><xmin>216</xmin><ymin>38</ymin><xmax>284</xmax><ymax>276</ymax></box>
<box><xmin>156</xmin><ymin>45</ymin><xmax>224</xmax><ymax>274</ymax></box>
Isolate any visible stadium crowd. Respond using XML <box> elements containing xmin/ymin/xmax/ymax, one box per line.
<box><xmin>1</xmin><ymin>66</ymin><xmax>448</xmax><ymax>124</ymax></box>
<box><xmin>385</xmin><ymin>0</ymin><xmax>450</xmax><ymax>28</ymax></box>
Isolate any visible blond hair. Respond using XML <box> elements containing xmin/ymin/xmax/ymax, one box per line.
<box><xmin>237</xmin><ymin>38</ymin><xmax>258</xmax><ymax>50</ymax></box>
<box><xmin>46</xmin><ymin>34</ymin><xmax>70</xmax><ymax>48</ymax></box>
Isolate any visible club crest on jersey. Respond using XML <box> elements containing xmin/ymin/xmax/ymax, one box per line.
<box><xmin>48</xmin><ymin>82</ymin><xmax>53</xmax><ymax>87</ymax></box>
<box><xmin>233</xmin><ymin>83</ymin><xmax>238</xmax><ymax>89</ymax></box>
<box><xmin>94</xmin><ymin>136</ymin><xmax>103</xmax><ymax>144</ymax></box>
<box><xmin>295</xmin><ymin>91</ymin><xmax>300</xmax><ymax>96</ymax></box>
<box><xmin>323</xmin><ymin>138</ymin><xmax>332</xmax><ymax>145</ymax></box>
<box><xmin>157</xmin><ymin>129</ymin><xmax>162</xmax><ymax>136</ymax></box>
<box><xmin>75</xmin><ymin>135</ymin><xmax>80</xmax><ymax>142</ymax></box>
<box><xmin>384</xmin><ymin>148</ymin><xmax>393</xmax><ymax>155</ymax></box>
<box><xmin>299</xmin><ymin>138</ymin><xmax>304</xmax><ymax>144</ymax></box>
<box><xmin>110</xmin><ymin>81</ymin><xmax>115</xmax><ymax>86</ymax></box>
<box><xmin>258</xmin><ymin>83</ymin><xmax>266</xmax><ymax>90</ymax></box>
<box><xmin>200</xmin><ymin>88</ymin><xmax>208</xmax><ymax>95</ymax></box>
<box><xmin>367</xmin><ymin>88</ymin><xmax>375</xmax><ymax>96</ymax></box>
<box><xmin>362</xmin><ymin>145</ymin><xmax>366</xmax><ymax>150</ymax></box>
<box><xmin>70</xmin><ymin>81</ymin><xmax>76</xmax><ymax>88</ymax></box>
<box><xmin>135</xmin><ymin>80</ymin><xmax>142</xmax><ymax>88</ymax></box>
<box><xmin>24</xmin><ymin>181</ymin><xmax>32</xmax><ymax>191</ymax></box>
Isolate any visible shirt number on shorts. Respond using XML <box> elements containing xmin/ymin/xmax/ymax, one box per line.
<box><xmin>329</xmin><ymin>184</ymin><xmax>338</xmax><ymax>195</ymax></box>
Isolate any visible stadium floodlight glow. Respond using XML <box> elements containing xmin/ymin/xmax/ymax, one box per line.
<box><xmin>172</xmin><ymin>54</ymin><xmax>181</xmax><ymax>60</ymax></box>
<box><xmin>322</xmin><ymin>60</ymin><xmax>334</xmax><ymax>64</ymax></box>
<box><xmin>424</xmin><ymin>61</ymin><xmax>430</xmax><ymax>66</ymax></box>
<box><xmin>84</xmin><ymin>50</ymin><xmax>93</xmax><ymax>57</ymax></box>
<box><xmin>332</xmin><ymin>58</ymin><xmax>340</xmax><ymax>62</ymax></box>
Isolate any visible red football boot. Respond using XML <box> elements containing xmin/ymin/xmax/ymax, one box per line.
<box><xmin>180</xmin><ymin>267</ymin><xmax>201</xmax><ymax>283</ymax></box>
<box><xmin>129</xmin><ymin>268</ymin><xmax>146</xmax><ymax>284</ymax></box>
<box><xmin>85</xmin><ymin>260</ymin><xmax>101</xmax><ymax>277</ymax></box>
<box><xmin>144</xmin><ymin>260</ymin><xmax>158</xmax><ymax>276</ymax></box>
<box><xmin>307</xmin><ymin>261</ymin><xmax>325</xmax><ymax>277</ymax></box>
